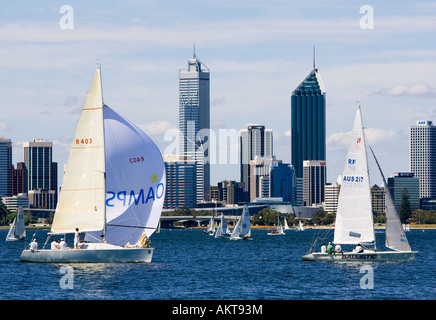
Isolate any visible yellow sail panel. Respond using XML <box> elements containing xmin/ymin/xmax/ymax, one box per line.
<box><xmin>51</xmin><ymin>66</ymin><xmax>106</xmax><ymax>234</ymax></box>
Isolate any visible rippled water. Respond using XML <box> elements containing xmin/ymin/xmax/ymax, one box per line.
<box><xmin>0</xmin><ymin>228</ymin><xmax>434</xmax><ymax>300</ymax></box>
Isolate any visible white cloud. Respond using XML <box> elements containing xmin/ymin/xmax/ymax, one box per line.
<box><xmin>139</xmin><ymin>120</ymin><xmax>176</xmax><ymax>136</ymax></box>
<box><xmin>374</xmin><ymin>84</ymin><xmax>436</xmax><ymax>98</ymax></box>
<box><xmin>327</xmin><ymin>127</ymin><xmax>395</xmax><ymax>152</ymax></box>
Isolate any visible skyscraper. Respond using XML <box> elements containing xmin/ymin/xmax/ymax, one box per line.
<box><xmin>0</xmin><ymin>137</ymin><xmax>12</xmax><ymax>197</ymax></box>
<box><xmin>302</xmin><ymin>160</ymin><xmax>326</xmax><ymax>206</ymax></box>
<box><xmin>240</xmin><ymin>125</ymin><xmax>273</xmax><ymax>202</ymax></box>
<box><xmin>290</xmin><ymin>61</ymin><xmax>326</xmax><ymax>179</ymax></box>
<box><xmin>410</xmin><ymin>120</ymin><xmax>436</xmax><ymax>199</ymax></box>
<box><xmin>23</xmin><ymin>139</ymin><xmax>58</xmax><ymax>208</ymax></box>
<box><xmin>179</xmin><ymin>50</ymin><xmax>210</xmax><ymax>204</ymax></box>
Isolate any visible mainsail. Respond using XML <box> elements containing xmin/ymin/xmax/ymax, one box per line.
<box><xmin>333</xmin><ymin>106</ymin><xmax>375</xmax><ymax>245</ymax></box>
<box><xmin>369</xmin><ymin>146</ymin><xmax>412</xmax><ymax>252</ymax></box>
<box><xmin>51</xmin><ymin>65</ymin><xmax>165</xmax><ymax>247</ymax></box>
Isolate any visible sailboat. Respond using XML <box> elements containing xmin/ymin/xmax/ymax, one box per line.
<box><xmin>283</xmin><ymin>217</ymin><xmax>291</xmax><ymax>231</ymax></box>
<box><xmin>205</xmin><ymin>216</ymin><xmax>215</xmax><ymax>235</ymax></box>
<box><xmin>6</xmin><ymin>206</ymin><xmax>26</xmax><ymax>241</ymax></box>
<box><xmin>302</xmin><ymin>106</ymin><xmax>417</xmax><ymax>262</ymax></box>
<box><xmin>296</xmin><ymin>220</ymin><xmax>304</xmax><ymax>231</ymax></box>
<box><xmin>215</xmin><ymin>213</ymin><xmax>230</xmax><ymax>238</ymax></box>
<box><xmin>267</xmin><ymin>215</ymin><xmax>285</xmax><ymax>235</ymax></box>
<box><xmin>230</xmin><ymin>206</ymin><xmax>251</xmax><ymax>240</ymax></box>
<box><xmin>20</xmin><ymin>65</ymin><xmax>165</xmax><ymax>263</ymax></box>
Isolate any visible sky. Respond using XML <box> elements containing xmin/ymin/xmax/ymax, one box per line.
<box><xmin>0</xmin><ymin>0</ymin><xmax>435</xmax><ymax>188</ymax></box>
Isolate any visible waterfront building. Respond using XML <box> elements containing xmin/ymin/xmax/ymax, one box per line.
<box><xmin>387</xmin><ymin>172</ymin><xmax>420</xmax><ymax>212</ymax></box>
<box><xmin>1</xmin><ymin>193</ymin><xmax>29</xmax><ymax>212</ymax></box>
<box><xmin>23</xmin><ymin>139</ymin><xmax>58</xmax><ymax>208</ymax></box>
<box><xmin>249</xmin><ymin>156</ymin><xmax>280</xmax><ymax>201</ymax></box>
<box><xmin>12</xmin><ymin>162</ymin><xmax>25</xmax><ymax>196</ymax></box>
<box><xmin>410</xmin><ymin>120</ymin><xmax>436</xmax><ymax>199</ymax></box>
<box><xmin>270</xmin><ymin>162</ymin><xmax>295</xmax><ymax>203</ymax></box>
<box><xmin>371</xmin><ymin>184</ymin><xmax>386</xmax><ymax>215</ymax></box>
<box><xmin>240</xmin><ymin>124</ymin><xmax>273</xmax><ymax>202</ymax></box>
<box><xmin>323</xmin><ymin>180</ymin><xmax>340</xmax><ymax>213</ymax></box>
<box><xmin>163</xmin><ymin>154</ymin><xmax>196</xmax><ymax>209</ymax></box>
<box><xmin>290</xmin><ymin>64</ymin><xmax>326</xmax><ymax>179</ymax></box>
<box><xmin>0</xmin><ymin>137</ymin><xmax>12</xmax><ymax>197</ymax></box>
<box><xmin>179</xmin><ymin>51</ymin><xmax>210</xmax><ymax>203</ymax></box>
<box><xmin>302</xmin><ymin>160</ymin><xmax>326</xmax><ymax>207</ymax></box>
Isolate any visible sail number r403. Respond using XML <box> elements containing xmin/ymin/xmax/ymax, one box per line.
<box><xmin>76</xmin><ymin>138</ymin><xmax>93</xmax><ymax>145</ymax></box>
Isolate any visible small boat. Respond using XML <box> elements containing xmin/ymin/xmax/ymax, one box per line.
<box><xmin>204</xmin><ymin>216</ymin><xmax>215</xmax><ymax>235</ymax></box>
<box><xmin>283</xmin><ymin>218</ymin><xmax>291</xmax><ymax>231</ymax></box>
<box><xmin>296</xmin><ymin>220</ymin><xmax>304</xmax><ymax>231</ymax></box>
<box><xmin>267</xmin><ymin>216</ymin><xmax>285</xmax><ymax>235</ymax></box>
<box><xmin>6</xmin><ymin>206</ymin><xmax>26</xmax><ymax>241</ymax></box>
<box><xmin>230</xmin><ymin>206</ymin><xmax>251</xmax><ymax>240</ymax></box>
<box><xmin>215</xmin><ymin>213</ymin><xmax>230</xmax><ymax>238</ymax></box>
<box><xmin>302</xmin><ymin>106</ymin><xmax>417</xmax><ymax>262</ymax></box>
<box><xmin>20</xmin><ymin>65</ymin><xmax>165</xmax><ymax>263</ymax></box>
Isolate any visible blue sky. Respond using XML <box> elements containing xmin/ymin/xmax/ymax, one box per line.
<box><xmin>1</xmin><ymin>1</ymin><xmax>436</xmax><ymax>187</ymax></box>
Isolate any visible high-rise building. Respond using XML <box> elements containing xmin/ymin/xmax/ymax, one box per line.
<box><xmin>0</xmin><ymin>137</ymin><xmax>12</xmax><ymax>197</ymax></box>
<box><xmin>163</xmin><ymin>154</ymin><xmax>196</xmax><ymax>209</ymax></box>
<box><xmin>290</xmin><ymin>63</ymin><xmax>326</xmax><ymax>179</ymax></box>
<box><xmin>240</xmin><ymin>125</ymin><xmax>273</xmax><ymax>202</ymax></box>
<box><xmin>270</xmin><ymin>162</ymin><xmax>295</xmax><ymax>203</ymax></box>
<box><xmin>179</xmin><ymin>51</ymin><xmax>210</xmax><ymax>204</ymax></box>
<box><xmin>302</xmin><ymin>160</ymin><xmax>326</xmax><ymax>207</ymax></box>
<box><xmin>371</xmin><ymin>184</ymin><xmax>386</xmax><ymax>215</ymax></box>
<box><xmin>23</xmin><ymin>139</ymin><xmax>58</xmax><ymax>208</ymax></box>
<box><xmin>387</xmin><ymin>172</ymin><xmax>420</xmax><ymax>212</ymax></box>
<box><xmin>323</xmin><ymin>180</ymin><xmax>340</xmax><ymax>213</ymax></box>
<box><xmin>12</xmin><ymin>162</ymin><xmax>25</xmax><ymax>196</ymax></box>
<box><xmin>410</xmin><ymin>120</ymin><xmax>436</xmax><ymax>199</ymax></box>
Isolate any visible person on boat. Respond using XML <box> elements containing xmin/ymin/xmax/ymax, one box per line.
<box><xmin>243</xmin><ymin>234</ymin><xmax>249</xmax><ymax>240</ymax></box>
<box><xmin>59</xmin><ymin>238</ymin><xmax>69</xmax><ymax>250</ymax></box>
<box><xmin>326</xmin><ymin>242</ymin><xmax>334</xmax><ymax>254</ymax></box>
<box><xmin>334</xmin><ymin>244</ymin><xmax>343</xmax><ymax>253</ymax></box>
<box><xmin>354</xmin><ymin>243</ymin><xmax>364</xmax><ymax>253</ymax></box>
<box><xmin>74</xmin><ymin>228</ymin><xmax>82</xmax><ymax>249</ymax></box>
<box><xmin>29</xmin><ymin>239</ymin><xmax>38</xmax><ymax>252</ymax></box>
<box><xmin>320</xmin><ymin>243</ymin><xmax>326</xmax><ymax>253</ymax></box>
<box><xmin>51</xmin><ymin>239</ymin><xmax>60</xmax><ymax>250</ymax></box>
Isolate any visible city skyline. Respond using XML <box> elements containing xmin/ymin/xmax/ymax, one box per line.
<box><xmin>0</xmin><ymin>1</ymin><xmax>435</xmax><ymax>188</ymax></box>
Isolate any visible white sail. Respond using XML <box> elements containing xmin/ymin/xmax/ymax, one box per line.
<box><xmin>6</xmin><ymin>218</ymin><xmax>16</xmax><ymax>240</ymax></box>
<box><xmin>334</xmin><ymin>106</ymin><xmax>375</xmax><ymax>245</ymax></box>
<box><xmin>230</xmin><ymin>216</ymin><xmax>241</xmax><ymax>239</ymax></box>
<box><xmin>15</xmin><ymin>207</ymin><xmax>26</xmax><ymax>238</ymax></box>
<box><xmin>240</xmin><ymin>206</ymin><xmax>251</xmax><ymax>236</ymax></box>
<box><xmin>51</xmin><ymin>66</ymin><xmax>106</xmax><ymax>234</ymax></box>
<box><xmin>369</xmin><ymin>146</ymin><xmax>412</xmax><ymax>252</ymax></box>
<box><xmin>103</xmin><ymin>106</ymin><xmax>165</xmax><ymax>246</ymax></box>
<box><xmin>284</xmin><ymin>218</ymin><xmax>290</xmax><ymax>230</ymax></box>
<box><xmin>297</xmin><ymin>220</ymin><xmax>304</xmax><ymax>231</ymax></box>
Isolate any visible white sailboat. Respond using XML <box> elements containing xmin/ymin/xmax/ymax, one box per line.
<box><xmin>230</xmin><ymin>206</ymin><xmax>251</xmax><ymax>240</ymax></box>
<box><xmin>215</xmin><ymin>213</ymin><xmax>230</xmax><ymax>238</ymax></box>
<box><xmin>283</xmin><ymin>217</ymin><xmax>291</xmax><ymax>231</ymax></box>
<box><xmin>267</xmin><ymin>215</ymin><xmax>285</xmax><ymax>235</ymax></box>
<box><xmin>205</xmin><ymin>216</ymin><xmax>215</xmax><ymax>235</ymax></box>
<box><xmin>302</xmin><ymin>106</ymin><xmax>417</xmax><ymax>262</ymax></box>
<box><xmin>20</xmin><ymin>65</ymin><xmax>165</xmax><ymax>263</ymax></box>
<box><xmin>296</xmin><ymin>220</ymin><xmax>304</xmax><ymax>231</ymax></box>
<box><xmin>6</xmin><ymin>206</ymin><xmax>26</xmax><ymax>241</ymax></box>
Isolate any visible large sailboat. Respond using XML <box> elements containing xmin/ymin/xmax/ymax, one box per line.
<box><xmin>302</xmin><ymin>106</ymin><xmax>417</xmax><ymax>262</ymax></box>
<box><xmin>6</xmin><ymin>206</ymin><xmax>26</xmax><ymax>241</ymax></box>
<box><xmin>20</xmin><ymin>65</ymin><xmax>165</xmax><ymax>263</ymax></box>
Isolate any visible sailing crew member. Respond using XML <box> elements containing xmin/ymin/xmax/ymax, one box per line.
<box><xmin>326</xmin><ymin>242</ymin><xmax>334</xmax><ymax>254</ymax></box>
<box><xmin>320</xmin><ymin>243</ymin><xmax>327</xmax><ymax>253</ymax></box>
<box><xmin>74</xmin><ymin>228</ymin><xmax>82</xmax><ymax>249</ymax></box>
<box><xmin>51</xmin><ymin>239</ymin><xmax>60</xmax><ymax>250</ymax></box>
<box><xmin>59</xmin><ymin>238</ymin><xmax>69</xmax><ymax>250</ymax></box>
<box><xmin>29</xmin><ymin>239</ymin><xmax>38</xmax><ymax>252</ymax></box>
<box><xmin>334</xmin><ymin>243</ymin><xmax>343</xmax><ymax>253</ymax></box>
<box><xmin>354</xmin><ymin>243</ymin><xmax>364</xmax><ymax>253</ymax></box>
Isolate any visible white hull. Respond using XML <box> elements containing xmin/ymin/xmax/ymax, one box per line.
<box><xmin>20</xmin><ymin>243</ymin><xmax>154</xmax><ymax>263</ymax></box>
<box><xmin>302</xmin><ymin>250</ymin><xmax>418</xmax><ymax>262</ymax></box>
<box><xmin>267</xmin><ymin>232</ymin><xmax>285</xmax><ymax>236</ymax></box>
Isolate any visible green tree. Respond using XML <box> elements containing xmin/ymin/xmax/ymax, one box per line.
<box><xmin>399</xmin><ymin>188</ymin><xmax>412</xmax><ymax>223</ymax></box>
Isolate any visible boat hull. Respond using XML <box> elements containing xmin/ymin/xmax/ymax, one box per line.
<box><xmin>20</xmin><ymin>243</ymin><xmax>154</xmax><ymax>263</ymax></box>
<box><xmin>302</xmin><ymin>251</ymin><xmax>418</xmax><ymax>262</ymax></box>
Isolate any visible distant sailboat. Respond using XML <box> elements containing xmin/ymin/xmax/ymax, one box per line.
<box><xmin>302</xmin><ymin>106</ymin><xmax>417</xmax><ymax>262</ymax></box>
<box><xmin>284</xmin><ymin>218</ymin><xmax>291</xmax><ymax>231</ymax></box>
<box><xmin>205</xmin><ymin>216</ymin><xmax>215</xmax><ymax>235</ymax></box>
<box><xmin>215</xmin><ymin>213</ymin><xmax>230</xmax><ymax>238</ymax></box>
<box><xmin>20</xmin><ymin>65</ymin><xmax>165</xmax><ymax>263</ymax></box>
<box><xmin>6</xmin><ymin>206</ymin><xmax>26</xmax><ymax>241</ymax></box>
<box><xmin>296</xmin><ymin>220</ymin><xmax>304</xmax><ymax>231</ymax></box>
<box><xmin>230</xmin><ymin>206</ymin><xmax>251</xmax><ymax>240</ymax></box>
<box><xmin>267</xmin><ymin>215</ymin><xmax>285</xmax><ymax>235</ymax></box>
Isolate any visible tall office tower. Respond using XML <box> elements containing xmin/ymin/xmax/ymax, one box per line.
<box><xmin>0</xmin><ymin>137</ymin><xmax>12</xmax><ymax>197</ymax></box>
<box><xmin>410</xmin><ymin>120</ymin><xmax>436</xmax><ymax>199</ymax></box>
<box><xmin>323</xmin><ymin>180</ymin><xmax>340</xmax><ymax>213</ymax></box>
<box><xmin>240</xmin><ymin>125</ymin><xmax>273</xmax><ymax>202</ymax></box>
<box><xmin>12</xmin><ymin>162</ymin><xmax>25</xmax><ymax>195</ymax></box>
<box><xmin>163</xmin><ymin>154</ymin><xmax>196</xmax><ymax>209</ymax></box>
<box><xmin>387</xmin><ymin>172</ymin><xmax>420</xmax><ymax>212</ymax></box>
<box><xmin>249</xmin><ymin>156</ymin><xmax>280</xmax><ymax>200</ymax></box>
<box><xmin>179</xmin><ymin>51</ymin><xmax>210</xmax><ymax>204</ymax></box>
<box><xmin>290</xmin><ymin>62</ymin><xmax>326</xmax><ymax>179</ymax></box>
<box><xmin>23</xmin><ymin>139</ymin><xmax>58</xmax><ymax>208</ymax></box>
<box><xmin>302</xmin><ymin>160</ymin><xmax>326</xmax><ymax>206</ymax></box>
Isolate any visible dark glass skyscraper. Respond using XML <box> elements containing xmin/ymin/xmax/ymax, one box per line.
<box><xmin>290</xmin><ymin>67</ymin><xmax>326</xmax><ymax>178</ymax></box>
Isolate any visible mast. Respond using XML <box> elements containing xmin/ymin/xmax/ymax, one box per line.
<box><xmin>98</xmin><ymin>63</ymin><xmax>107</xmax><ymax>243</ymax></box>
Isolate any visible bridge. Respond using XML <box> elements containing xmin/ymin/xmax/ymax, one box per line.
<box><xmin>160</xmin><ymin>215</ymin><xmax>240</xmax><ymax>229</ymax></box>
